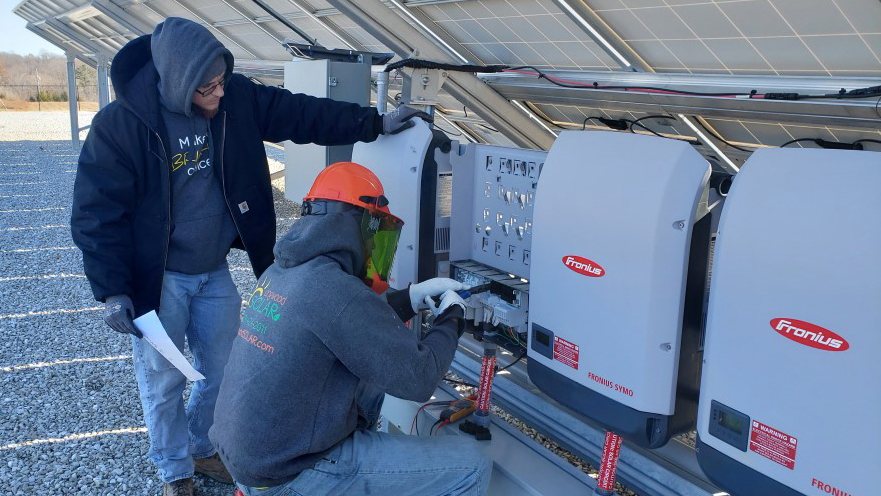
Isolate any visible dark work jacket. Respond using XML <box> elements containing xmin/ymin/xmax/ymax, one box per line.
<box><xmin>70</xmin><ymin>35</ymin><xmax>383</xmax><ymax>316</ymax></box>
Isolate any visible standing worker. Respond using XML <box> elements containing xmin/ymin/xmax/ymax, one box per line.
<box><xmin>210</xmin><ymin>162</ymin><xmax>492</xmax><ymax>496</ymax></box>
<box><xmin>70</xmin><ymin>17</ymin><xmax>428</xmax><ymax>496</ymax></box>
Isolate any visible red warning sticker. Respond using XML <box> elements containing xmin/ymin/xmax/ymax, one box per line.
<box><xmin>749</xmin><ymin>420</ymin><xmax>797</xmax><ymax>470</ymax></box>
<box><xmin>553</xmin><ymin>336</ymin><xmax>579</xmax><ymax>370</ymax></box>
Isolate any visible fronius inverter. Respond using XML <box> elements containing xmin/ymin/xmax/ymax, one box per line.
<box><xmin>696</xmin><ymin>148</ymin><xmax>881</xmax><ymax>496</ymax></box>
<box><xmin>527</xmin><ymin>131</ymin><xmax>711</xmax><ymax>449</ymax></box>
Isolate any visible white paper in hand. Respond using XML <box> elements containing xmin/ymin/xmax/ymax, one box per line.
<box><xmin>133</xmin><ymin>310</ymin><xmax>205</xmax><ymax>381</ymax></box>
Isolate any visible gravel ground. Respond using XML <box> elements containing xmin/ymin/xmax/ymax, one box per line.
<box><xmin>0</xmin><ymin>112</ymin><xmax>645</xmax><ymax>496</ymax></box>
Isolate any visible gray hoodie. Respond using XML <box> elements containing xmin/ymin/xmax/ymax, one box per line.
<box><xmin>210</xmin><ymin>211</ymin><xmax>463</xmax><ymax>487</ymax></box>
<box><xmin>151</xmin><ymin>18</ymin><xmax>238</xmax><ymax>274</ymax></box>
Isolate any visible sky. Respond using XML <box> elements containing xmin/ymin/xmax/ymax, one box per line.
<box><xmin>0</xmin><ymin>9</ymin><xmax>64</xmax><ymax>56</ymax></box>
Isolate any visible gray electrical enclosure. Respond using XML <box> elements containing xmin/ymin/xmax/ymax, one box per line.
<box><xmin>283</xmin><ymin>58</ymin><xmax>371</xmax><ymax>203</ymax></box>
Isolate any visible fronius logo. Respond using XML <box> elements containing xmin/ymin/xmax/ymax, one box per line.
<box><xmin>562</xmin><ymin>256</ymin><xmax>605</xmax><ymax>277</ymax></box>
<box><xmin>771</xmin><ymin>318</ymin><xmax>849</xmax><ymax>351</ymax></box>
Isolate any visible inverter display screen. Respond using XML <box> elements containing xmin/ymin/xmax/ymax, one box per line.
<box><xmin>718</xmin><ymin>409</ymin><xmax>743</xmax><ymax>435</ymax></box>
<box><xmin>535</xmin><ymin>330</ymin><xmax>550</xmax><ymax>347</ymax></box>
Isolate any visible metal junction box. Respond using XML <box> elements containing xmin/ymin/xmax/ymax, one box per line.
<box><xmin>527</xmin><ymin>131</ymin><xmax>712</xmax><ymax>449</ymax></box>
<box><xmin>696</xmin><ymin>148</ymin><xmax>881</xmax><ymax>496</ymax></box>
<box><xmin>283</xmin><ymin>58</ymin><xmax>370</xmax><ymax>203</ymax></box>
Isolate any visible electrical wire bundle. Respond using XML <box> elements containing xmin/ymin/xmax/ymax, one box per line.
<box><xmin>383</xmin><ymin>59</ymin><xmax>881</xmax><ymax>151</ymax></box>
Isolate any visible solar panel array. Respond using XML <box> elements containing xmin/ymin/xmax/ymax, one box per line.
<box><xmin>12</xmin><ymin>0</ymin><xmax>881</xmax><ymax>160</ymax></box>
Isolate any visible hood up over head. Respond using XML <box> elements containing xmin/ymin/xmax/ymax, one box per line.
<box><xmin>150</xmin><ymin>17</ymin><xmax>234</xmax><ymax>116</ymax></box>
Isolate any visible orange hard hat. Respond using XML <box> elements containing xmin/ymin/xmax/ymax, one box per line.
<box><xmin>303</xmin><ymin>162</ymin><xmax>404</xmax><ymax>294</ymax></box>
<box><xmin>303</xmin><ymin>162</ymin><xmax>401</xmax><ymax>223</ymax></box>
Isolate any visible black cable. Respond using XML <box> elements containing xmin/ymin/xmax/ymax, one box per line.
<box><xmin>693</xmin><ymin>118</ymin><xmax>754</xmax><ymax>152</ymax></box>
<box><xmin>414</xmin><ymin>401</ymin><xmax>450</xmax><ymax>436</ymax></box>
<box><xmin>521</xmin><ymin>101</ymin><xmax>566</xmax><ymax>129</ymax></box>
<box><xmin>582</xmin><ymin>116</ymin><xmax>606</xmax><ymax>130</ymax></box>
<box><xmin>429</xmin><ymin>419</ymin><xmax>443</xmax><ymax>436</ymax></box>
<box><xmin>778</xmin><ymin>137</ymin><xmax>870</xmax><ymax>150</ymax></box>
<box><xmin>435</xmin><ymin>117</ymin><xmax>464</xmax><ymax>137</ymax></box>
<box><xmin>628</xmin><ymin>115</ymin><xmax>671</xmax><ymax>139</ymax></box>
<box><xmin>875</xmin><ymin>95</ymin><xmax>881</xmax><ymax>119</ymax></box>
<box><xmin>780</xmin><ymin>138</ymin><xmax>820</xmax><ymax>148</ymax></box>
<box><xmin>497</xmin><ymin>349</ymin><xmax>526</xmax><ymax>373</ymax></box>
<box><xmin>443</xmin><ymin>377</ymin><xmax>478</xmax><ymax>388</ymax></box>
<box><xmin>384</xmin><ymin>58</ymin><xmax>508</xmax><ymax>73</ymax></box>
<box><xmin>627</xmin><ymin>115</ymin><xmax>700</xmax><ymax>145</ymax></box>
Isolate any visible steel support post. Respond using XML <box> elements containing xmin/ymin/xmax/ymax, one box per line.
<box><xmin>97</xmin><ymin>54</ymin><xmax>110</xmax><ymax>109</ymax></box>
<box><xmin>325</xmin><ymin>0</ymin><xmax>555</xmax><ymax>151</ymax></box>
<box><xmin>251</xmin><ymin>0</ymin><xmax>316</xmax><ymax>45</ymax></box>
<box><xmin>66</xmin><ymin>53</ymin><xmax>80</xmax><ymax>147</ymax></box>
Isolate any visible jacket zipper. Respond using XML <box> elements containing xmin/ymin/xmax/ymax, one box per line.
<box><xmin>154</xmin><ymin>131</ymin><xmax>172</xmax><ymax>295</ymax></box>
<box><xmin>219</xmin><ymin>111</ymin><xmax>249</xmax><ymax>254</ymax></box>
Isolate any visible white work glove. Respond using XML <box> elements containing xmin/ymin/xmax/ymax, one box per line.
<box><xmin>409</xmin><ymin>278</ymin><xmax>467</xmax><ymax>313</ymax></box>
<box><xmin>424</xmin><ymin>289</ymin><xmax>466</xmax><ymax>317</ymax></box>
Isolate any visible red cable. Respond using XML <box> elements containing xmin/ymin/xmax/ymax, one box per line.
<box><xmin>410</xmin><ymin>401</ymin><xmax>451</xmax><ymax>435</ymax></box>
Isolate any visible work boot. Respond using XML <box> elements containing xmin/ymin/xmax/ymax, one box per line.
<box><xmin>194</xmin><ymin>453</ymin><xmax>234</xmax><ymax>484</ymax></box>
<box><xmin>162</xmin><ymin>477</ymin><xmax>193</xmax><ymax>496</ymax></box>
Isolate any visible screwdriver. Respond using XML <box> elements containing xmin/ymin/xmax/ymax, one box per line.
<box><xmin>431</xmin><ymin>283</ymin><xmax>492</xmax><ymax>304</ymax></box>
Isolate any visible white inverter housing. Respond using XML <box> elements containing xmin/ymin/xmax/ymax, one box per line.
<box><xmin>527</xmin><ymin>131</ymin><xmax>711</xmax><ymax>448</ymax></box>
<box><xmin>353</xmin><ymin>120</ymin><xmax>453</xmax><ymax>290</ymax></box>
<box><xmin>696</xmin><ymin>148</ymin><xmax>881</xmax><ymax>496</ymax></box>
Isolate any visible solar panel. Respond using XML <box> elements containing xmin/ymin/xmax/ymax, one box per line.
<box><xmin>11</xmin><ymin>0</ymin><xmax>881</xmax><ymax>153</ymax></box>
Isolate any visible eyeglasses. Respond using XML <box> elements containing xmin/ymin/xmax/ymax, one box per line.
<box><xmin>195</xmin><ymin>77</ymin><xmax>226</xmax><ymax>97</ymax></box>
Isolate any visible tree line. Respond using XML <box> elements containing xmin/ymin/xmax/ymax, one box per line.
<box><xmin>0</xmin><ymin>52</ymin><xmax>99</xmax><ymax>102</ymax></box>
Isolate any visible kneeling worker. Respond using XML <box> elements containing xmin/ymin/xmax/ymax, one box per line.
<box><xmin>210</xmin><ymin>162</ymin><xmax>492</xmax><ymax>495</ymax></box>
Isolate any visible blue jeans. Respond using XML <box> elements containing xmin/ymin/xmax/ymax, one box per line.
<box><xmin>131</xmin><ymin>263</ymin><xmax>241</xmax><ymax>483</ymax></box>
<box><xmin>236</xmin><ymin>430</ymin><xmax>492</xmax><ymax>496</ymax></box>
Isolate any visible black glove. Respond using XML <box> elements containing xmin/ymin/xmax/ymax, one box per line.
<box><xmin>104</xmin><ymin>295</ymin><xmax>142</xmax><ymax>338</ymax></box>
<box><xmin>382</xmin><ymin>105</ymin><xmax>433</xmax><ymax>135</ymax></box>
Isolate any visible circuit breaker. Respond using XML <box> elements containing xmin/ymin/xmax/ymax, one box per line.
<box><xmin>527</xmin><ymin>131</ymin><xmax>711</xmax><ymax>449</ymax></box>
<box><xmin>696</xmin><ymin>148</ymin><xmax>881</xmax><ymax>496</ymax></box>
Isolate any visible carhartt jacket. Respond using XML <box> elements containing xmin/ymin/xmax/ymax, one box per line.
<box><xmin>71</xmin><ymin>34</ymin><xmax>382</xmax><ymax>315</ymax></box>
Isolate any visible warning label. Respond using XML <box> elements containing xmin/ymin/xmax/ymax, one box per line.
<box><xmin>553</xmin><ymin>336</ymin><xmax>579</xmax><ymax>370</ymax></box>
<box><xmin>749</xmin><ymin>420</ymin><xmax>797</xmax><ymax>470</ymax></box>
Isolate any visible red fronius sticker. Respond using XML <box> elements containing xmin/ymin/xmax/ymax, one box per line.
<box><xmin>770</xmin><ymin>318</ymin><xmax>849</xmax><ymax>351</ymax></box>
<box><xmin>553</xmin><ymin>336</ymin><xmax>579</xmax><ymax>370</ymax></box>
<box><xmin>749</xmin><ymin>420</ymin><xmax>797</xmax><ymax>470</ymax></box>
<box><xmin>562</xmin><ymin>255</ymin><xmax>605</xmax><ymax>277</ymax></box>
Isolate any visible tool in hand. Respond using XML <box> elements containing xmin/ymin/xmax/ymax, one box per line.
<box><xmin>431</xmin><ymin>283</ymin><xmax>491</xmax><ymax>305</ymax></box>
